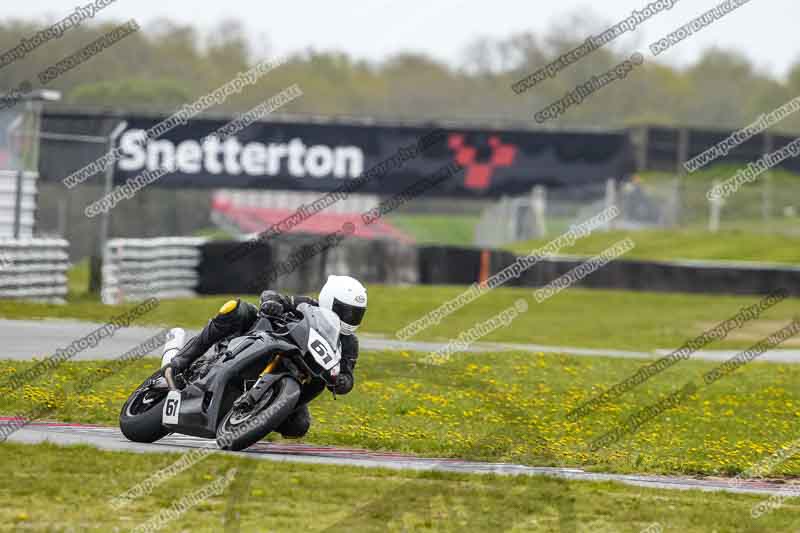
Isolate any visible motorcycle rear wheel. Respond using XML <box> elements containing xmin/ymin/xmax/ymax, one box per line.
<box><xmin>119</xmin><ymin>369</ymin><xmax>171</xmax><ymax>443</ymax></box>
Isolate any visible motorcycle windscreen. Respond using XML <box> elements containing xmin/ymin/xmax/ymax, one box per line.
<box><xmin>296</xmin><ymin>303</ymin><xmax>342</xmax><ymax>347</ymax></box>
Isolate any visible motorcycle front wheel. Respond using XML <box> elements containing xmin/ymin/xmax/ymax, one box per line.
<box><xmin>215</xmin><ymin>377</ymin><xmax>300</xmax><ymax>451</ymax></box>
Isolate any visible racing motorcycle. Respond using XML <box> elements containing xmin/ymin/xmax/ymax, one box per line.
<box><xmin>119</xmin><ymin>303</ymin><xmax>342</xmax><ymax>451</ymax></box>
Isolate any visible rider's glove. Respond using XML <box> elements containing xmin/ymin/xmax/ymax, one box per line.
<box><xmin>260</xmin><ymin>300</ymin><xmax>283</xmax><ymax>317</ymax></box>
<box><xmin>169</xmin><ymin>354</ymin><xmax>190</xmax><ymax>374</ymax></box>
<box><xmin>329</xmin><ymin>373</ymin><xmax>353</xmax><ymax>395</ymax></box>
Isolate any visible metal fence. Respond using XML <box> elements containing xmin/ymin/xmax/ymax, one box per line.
<box><xmin>0</xmin><ymin>238</ymin><xmax>70</xmax><ymax>303</ymax></box>
<box><xmin>102</xmin><ymin>237</ymin><xmax>206</xmax><ymax>304</ymax></box>
<box><xmin>473</xmin><ymin>174</ymin><xmax>800</xmax><ymax>247</ymax></box>
<box><xmin>475</xmin><ymin>181</ymin><xmax>626</xmax><ymax>246</ymax></box>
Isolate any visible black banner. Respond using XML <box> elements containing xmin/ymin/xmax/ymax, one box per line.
<box><xmin>41</xmin><ymin>111</ymin><xmax>635</xmax><ymax>196</ymax></box>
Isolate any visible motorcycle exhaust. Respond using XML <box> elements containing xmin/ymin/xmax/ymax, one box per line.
<box><xmin>164</xmin><ymin>367</ymin><xmax>178</xmax><ymax>391</ymax></box>
<box><xmin>161</xmin><ymin>328</ymin><xmax>187</xmax><ymax>369</ymax></box>
<box><xmin>161</xmin><ymin>328</ymin><xmax>186</xmax><ymax>392</ymax></box>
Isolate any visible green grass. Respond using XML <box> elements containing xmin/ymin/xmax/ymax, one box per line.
<box><xmin>507</xmin><ymin>229</ymin><xmax>800</xmax><ymax>265</ymax></box>
<box><xmin>387</xmin><ymin>213</ymin><xmax>479</xmax><ymax>246</ymax></box>
<box><xmin>66</xmin><ymin>258</ymin><xmax>91</xmax><ymax>300</ymax></box>
<box><xmin>2</xmin><ymin>443</ymin><xmax>794</xmax><ymax>532</ymax></box>
<box><xmin>193</xmin><ymin>226</ymin><xmax>237</xmax><ymax>241</ymax></box>
<box><xmin>3</xmin><ymin>285</ymin><xmax>800</xmax><ymax>351</ymax></box>
<box><xmin>4</xmin><ymin>346</ymin><xmax>800</xmax><ymax>478</ymax></box>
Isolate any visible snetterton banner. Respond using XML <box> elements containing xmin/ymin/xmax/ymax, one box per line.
<box><xmin>41</xmin><ymin>111</ymin><xmax>635</xmax><ymax>196</ymax></box>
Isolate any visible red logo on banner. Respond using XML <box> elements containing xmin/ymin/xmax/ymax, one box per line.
<box><xmin>448</xmin><ymin>134</ymin><xmax>517</xmax><ymax>190</ymax></box>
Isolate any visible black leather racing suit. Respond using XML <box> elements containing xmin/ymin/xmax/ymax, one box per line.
<box><xmin>169</xmin><ymin>290</ymin><xmax>359</xmax><ymax>438</ymax></box>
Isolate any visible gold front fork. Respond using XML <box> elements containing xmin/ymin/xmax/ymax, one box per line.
<box><xmin>261</xmin><ymin>354</ymin><xmax>281</xmax><ymax>376</ymax></box>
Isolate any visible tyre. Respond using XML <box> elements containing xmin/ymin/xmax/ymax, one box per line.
<box><xmin>216</xmin><ymin>377</ymin><xmax>300</xmax><ymax>451</ymax></box>
<box><xmin>119</xmin><ymin>369</ymin><xmax>171</xmax><ymax>443</ymax></box>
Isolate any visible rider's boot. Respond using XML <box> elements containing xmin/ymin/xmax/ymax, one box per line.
<box><xmin>277</xmin><ymin>404</ymin><xmax>311</xmax><ymax>438</ymax></box>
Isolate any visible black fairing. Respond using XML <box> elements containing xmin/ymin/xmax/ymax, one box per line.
<box><xmin>162</xmin><ymin>332</ymin><xmax>298</xmax><ymax>438</ymax></box>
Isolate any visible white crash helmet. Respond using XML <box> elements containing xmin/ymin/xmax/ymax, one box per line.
<box><xmin>318</xmin><ymin>275</ymin><xmax>367</xmax><ymax>335</ymax></box>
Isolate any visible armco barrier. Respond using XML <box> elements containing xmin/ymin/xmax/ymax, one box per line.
<box><xmin>0</xmin><ymin>238</ymin><xmax>70</xmax><ymax>303</ymax></box>
<box><xmin>102</xmin><ymin>237</ymin><xmax>206</xmax><ymax>304</ymax></box>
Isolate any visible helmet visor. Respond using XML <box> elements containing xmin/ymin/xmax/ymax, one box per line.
<box><xmin>332</xmin><ymin>298</ymin><xmax>366</xmax><ymax>327</ymax></box>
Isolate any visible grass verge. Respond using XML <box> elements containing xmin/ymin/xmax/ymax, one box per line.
<box><xmin>507</xmin><ymin>229</ymin><xmax>800</xmax><ymax>265</ymax></box>
<box><xmin>3</xmin><ymin>347</ymin><xmax>800</xmax><ymax>478</ymax></box>
<box><xmin>387</xmin><ymin>213</ymin><xmax>479</xmax><ymax>246</ymax></box>
<box><xmin>1</xmin><ymin>442</ymin><xmax>798</xmax><ymax>532</ymax></box>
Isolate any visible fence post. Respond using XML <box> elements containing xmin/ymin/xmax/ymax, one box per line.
<box><xmin>90</xmin><ymin>120</ymin><xmax>128</xmax><ymax>294</ymax></box>
<box><xmin>12</xmin><ymin>170</ymin><xmax>23</xmax><ymax>239</ymax></box>
<box><xmin>709</xmin><ymin>179</ymin><xmax>723</xmax><ymax>233</ymax></box>
<box><xmin>762</xmin><ymin>133</ymin><xmax>774</xmax><ymax>229</ymax></box>
<box><xmin>531</xmin><ymin>185</ymin><xmax>547</xmax><ymax>237</ymax></box>
<box><xmin>677</xmin><ymin>128</ymin><xmax>689</xmax><ymax>175</ymax></box>
<box><xmin>604</xmin><ymin>179</ymin><xmax>617</xmax><ymax>231</ymax></box>
<box><xmin>762</xmin><ymin>174</ymin><xmax>773</xmax><ymax>229</ymax></box>
<box><xmin>634</xmin><ymin>126</ymin><xmax>649</xmax><ymax>171</ymax></box>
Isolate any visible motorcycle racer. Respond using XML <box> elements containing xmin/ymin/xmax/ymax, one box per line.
<box><xmin>167</xmin><ymin>275</ymin><xmax>367</xmax><ymax>438</ymax></box>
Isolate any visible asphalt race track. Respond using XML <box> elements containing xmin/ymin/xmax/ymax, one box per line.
<box><xmin>4</xmin><ymin>318</ymin><xmax>800</xmax><ymax>363</ymax></box>
<box><xmin>3</xmin><ymin>418</ymin><xmax>799</xmax><ymax>497</ymax></box>
<box><xmin>4</xmin><ymin>317</ymin><xmax>800</xmax><ymax>498</ymax></box>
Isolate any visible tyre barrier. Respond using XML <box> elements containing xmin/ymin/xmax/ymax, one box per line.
<box><xmin>102</xmin><ymin>237</ymin><xmax>206</xmax><ymax>304</ymax></box>
<box><xmin>0</xmin><ymin>238</ymin><xmax>70</xmax><ymax>303</ymax></box>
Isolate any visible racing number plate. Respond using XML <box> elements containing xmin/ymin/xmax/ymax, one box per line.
<box><xmin>162</xmin><ymin>390</ymin><xmax>181</xmax><ymax>425</ymax></box>
<box><xmin>308</xmin><ymin>328</ymin><xmax>340</xmax><ymax>370</ymax></box>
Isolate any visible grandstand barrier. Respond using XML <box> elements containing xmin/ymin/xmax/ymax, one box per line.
<box><xmin>0</xmin><ymin>238</ymin><xmax>70</xmax><ymax>303</ymax></box>
<box><xmin>102</xmin><ymin>237</ymin><xmax>206</xmax><ymax>304</ymax></box>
